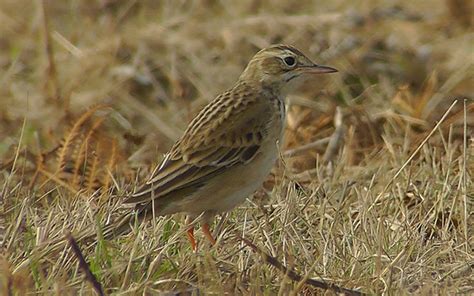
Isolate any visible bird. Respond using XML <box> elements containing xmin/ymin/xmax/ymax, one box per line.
<box><xmin>104</xmin><ymin>44</ymin><xmax>338</xmax><ymax>251</ymax></box>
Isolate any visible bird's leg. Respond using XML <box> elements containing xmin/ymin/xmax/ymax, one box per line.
<box><xmin>202</xmin><ymin>223</ymin><xmax>216</xmax><ymax>246</ymax></box>
<box><xmin>186</xmin><ymin>226</ymin><xmax>198</xmax><ymax>251</ymax></box>
<box><xmin>186</xmin><ymin>216</ymin><xmax>198</xmax><ymax>251</ymax></box>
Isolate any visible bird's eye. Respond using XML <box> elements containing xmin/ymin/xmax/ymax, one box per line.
<box><xmin>283</xmin><ymin>56</ymin><xmax>296</xmax><ymax>67</ymax></box>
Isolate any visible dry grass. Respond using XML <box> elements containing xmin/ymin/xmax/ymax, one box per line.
<box><xmin>0</xmin><ymin>0</ymin><xmax>473</xmax><ymax>294</ymax></box>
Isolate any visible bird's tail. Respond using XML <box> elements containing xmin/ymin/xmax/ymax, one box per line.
<box><xmin>14</xmin><ymin>212</ymin><xmax>142</xmax><ymax>272</ymax></box>
<box><xmin>101</xmin><ymin>212</ymin><xmax>141</xmax><ymax>240</ymax></box>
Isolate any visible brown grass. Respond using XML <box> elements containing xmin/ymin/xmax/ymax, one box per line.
<box><xmin>1</xmin><ymin>0</ymin><xmax>472</xmax><ymax>294</ymax></box>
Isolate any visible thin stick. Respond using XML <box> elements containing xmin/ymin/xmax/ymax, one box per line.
<box><xmin>283</xmin><ymin>137</ymin><xmax>330</xmax><ymax>157</ymax></box>
<box><xmin>461</xmin><ymin>99</ymin><xmax>468</xmax><ymax>251</ymax></box>
<box><xmin>323</xmin><ymin>106</ymin><xmax>344</xmax><ymax>163</ymax></box>
<box><xmin>240</xmin><ymin>237</ymin><xmax>365</xmax><ymax>296</ymax></box>
<box><xmin>66</xmin><ymin>231</ymin><xmax>105</xmax><ymax>296</ymax></box>
<box><xmin>39</xmin><ymin>0</ymin><xmax>60</xmax><ymax>106</ymax></box>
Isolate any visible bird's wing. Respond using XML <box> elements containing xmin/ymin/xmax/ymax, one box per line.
<box><xmin>124</xmin><ymin>87</ymin><xmax>274</xmax><ymax>205</ymax></box>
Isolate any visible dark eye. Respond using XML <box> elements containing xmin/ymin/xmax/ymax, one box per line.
<box><xmin>283</xmin><ymin>56</ymin><xmax>296</xmax><ymax>67</ymax></box>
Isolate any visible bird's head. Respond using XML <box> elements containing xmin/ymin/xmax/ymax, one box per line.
<box><xmin>239</xmin><ymin>44</ymin><xmax>337</xmax><ymax>94</ymax></box>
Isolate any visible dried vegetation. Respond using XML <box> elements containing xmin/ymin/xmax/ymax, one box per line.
<box><xmin>0</xmin><ymin>0</ymin><xmax>472</xmax><ymax>294</ymax></box>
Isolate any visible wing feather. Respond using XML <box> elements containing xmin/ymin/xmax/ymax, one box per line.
<box><xmin>124</xmin><ymin>84</ymin><xmax>273</xmax><ymax>205</ymax></box>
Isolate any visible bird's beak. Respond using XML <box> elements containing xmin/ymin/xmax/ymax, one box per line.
<box><xmin>286</xmin><ymin>64</ymin><xmax>338</xmax><ymax>83</ymax></box>
<box><xmin>304</xmin><ymin>64</ymin><xmax>338</xmax><ymax>74</ymax></box>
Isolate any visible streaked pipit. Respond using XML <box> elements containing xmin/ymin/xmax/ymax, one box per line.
<box><xmin>108</xmin><ymin>44</ymin><xmax>337</xmax><ymax>250</ymax></box>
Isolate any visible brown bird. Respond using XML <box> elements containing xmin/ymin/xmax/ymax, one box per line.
<box><xmin>105</xmin><ymin>44</ymin><xmax>337</xmax><ymax>250</ymax></box>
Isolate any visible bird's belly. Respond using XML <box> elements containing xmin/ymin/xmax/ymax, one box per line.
<box><xmin>184</xmin><ymin>140</ymin><xmax>280</xmax><ymax>215</ymax></box>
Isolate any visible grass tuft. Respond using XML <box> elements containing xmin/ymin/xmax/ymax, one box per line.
<box><xmin>0</xmin><ymin>0</ymin><xmax>472</xmax><ymax>294</ymax></box>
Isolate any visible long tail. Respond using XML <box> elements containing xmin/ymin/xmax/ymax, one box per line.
<box><xmin>14</xmin><ymin>212</ymin><xmax>143</xmax><ymax>272</ymax></box>
<box><xmin>61</xmin><ymin>211</ymin><xmax>143</xmax><ymax>246</ymax></box>
<box><xmin>101</xmin><ymin>212</ymin><xmax>141</xmax><ymax>240</ymax></box>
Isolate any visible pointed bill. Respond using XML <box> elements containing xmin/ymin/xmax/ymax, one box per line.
<box><xmin>304</xmin><ymin>64</ymin><xmax>338</xmax><ymax>74</ymax></box>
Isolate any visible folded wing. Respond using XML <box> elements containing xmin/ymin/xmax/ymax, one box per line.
<box><xmin>124</xmin><ymin>87</ymin><xmax>272</xmax><ymax>205</ymax></box>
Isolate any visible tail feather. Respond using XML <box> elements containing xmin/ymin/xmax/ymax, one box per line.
<box><xmin>102</xmin><ymin>213</ymin><xmax>138</xmax><ymax>239</ymax></box>
<box><xmin>15</xmin><ymin>211</ymin><xmax>146</xmax><ymax>272</ymax></box>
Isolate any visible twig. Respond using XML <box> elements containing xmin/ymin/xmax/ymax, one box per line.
<box><xmin>323</xmin><ymin>106</ymin><xmax>344</xmax><ymax>163</ymax></box>
<box><xmin>240</xmin><ymin>237</ymin><xmax>365</xmax><ymax>296</ymax></box>
<box><xmin>66</xmin><ymin>231</ymin><xmax>105</xmax><ymax>296</ymax></box>
<box><xmin>39</xmin><ymin>0</ymin><xmax>60</xmax><ymax>106</ymax></box>
<box><xmin>0</xmin><ymin>192</ymin><xmax>5</xmax><ymax>250</ymax></box>
<box><xmin>283</xmin><ymin>137</ymin><xmax>330</xmax><ymax>157</ymax></box>
<box><xmin>461</xmin><ymin>99</ymin><xmax>468</xmax><ymax>252</ymax></box>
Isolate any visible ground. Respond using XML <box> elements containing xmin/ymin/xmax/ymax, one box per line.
<box><xmin>0</xmin><ymin>0</ymin><xmax>473</xmax><ymax>294</ymax></box>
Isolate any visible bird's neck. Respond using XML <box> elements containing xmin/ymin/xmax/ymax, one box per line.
<box><xmin>236</xmin><ymin>78</ymin><xmax>283</xmax><ymax>102</ymax></box>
